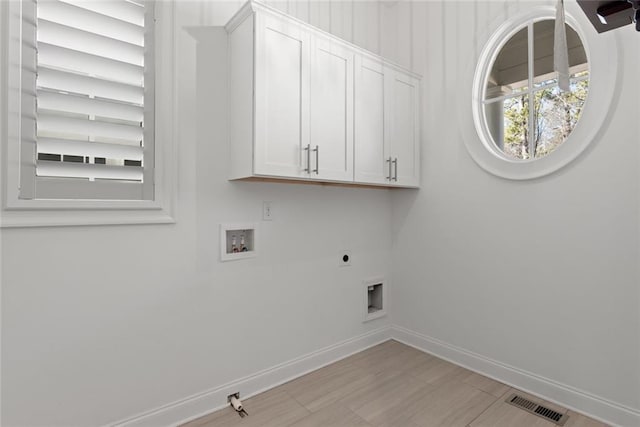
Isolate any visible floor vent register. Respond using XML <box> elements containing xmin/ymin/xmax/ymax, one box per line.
<box><xmin>505</xmin><ymin>394</ymin><xmax>569</xmax><ymax>426</ymax></box>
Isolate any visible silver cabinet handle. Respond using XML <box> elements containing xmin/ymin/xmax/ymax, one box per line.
<box><xmin>386</xmin><ymin>157</ymin><xmax>392</xmax><ymax>181</ymax></box>
<box><xmin>313</xmin><ymin>145</ymin><xmax>319</xmax><ymax>174</ymax></box>
<box><xmin>393</xmin><ymin>158</ymin><xmax>398</xmax><ymax>181</ymax></box>
<box><xmin>303</xmin><ymin>144</ymin><xmax>311</xmax><ymax>173</ymax></box>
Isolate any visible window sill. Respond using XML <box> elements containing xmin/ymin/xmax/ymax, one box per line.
<box><xmin>0</xmin><ymin>207</ymin><xmax>175</xmax><ymax>228</ymax></box>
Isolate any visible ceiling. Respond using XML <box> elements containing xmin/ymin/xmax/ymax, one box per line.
<box><xmin>488</xmin><ymin>20</ymin><xmax>588</xmax><ymax>91</ymax></box>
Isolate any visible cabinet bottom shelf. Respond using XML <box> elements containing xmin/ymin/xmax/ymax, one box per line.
<box><xmin>229</xmin><ymin>176</ymin><xmax>419</xmax><ymax>189</ymax></box>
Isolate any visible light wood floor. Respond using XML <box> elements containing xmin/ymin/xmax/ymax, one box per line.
<box><xmin>183</xmin><ymin>340</ymin><xmax>608</xmax><ymax>427</ymax></box>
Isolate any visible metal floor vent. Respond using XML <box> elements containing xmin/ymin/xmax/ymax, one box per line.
<box><xmin>505</xmin><ymin>394</ymin><xmax>569</xmax><ymax>426</ymax></box>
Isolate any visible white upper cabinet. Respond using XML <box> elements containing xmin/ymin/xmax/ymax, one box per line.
<box><xmin>354</xmin><ymin>57</ymin><xmax>420</xmax><ymax>187</ymax></box>
<box><xmin>388</xmin><ymin>71</ymin><xmax>420</xmax><ymax>187</ymax></box>
<box><xmin>254</xmin><ymin>13</ymin><xmax>310</xmax><ymax>178</ymax></box>
<box><xmin>226</xmin><ymin>1</ymin><xmax>421</xmax><ymax>188</ymax></box>
<box><xmin>354</xmin><ymin>56</ymin><xmax>390</xmax><ymax>185</ymax></box>
<box><xmin>310</xmin><ymin>36</ymin><xmax>354</xmax><ymax>182</ymax></box>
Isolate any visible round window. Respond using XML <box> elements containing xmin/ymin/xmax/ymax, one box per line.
<box><xmin>482</xmin><ymin>20</ymin><xmax>588</xmax><ymax>161</ymax></box>
<box><xmin>464</xmin><ymin>5</ymin><xmax>619</xmax><ymax>180</ymax></box>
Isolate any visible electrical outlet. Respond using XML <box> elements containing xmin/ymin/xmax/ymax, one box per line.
<box><xmin>263</xmin><ymin>201</ymin><xmax>273</xmax><ymax>221</ymax></box>
<box><xmin>339</xmin><ymin>250</ymin><xmax>352</xmax><ymax>267</ymax></box>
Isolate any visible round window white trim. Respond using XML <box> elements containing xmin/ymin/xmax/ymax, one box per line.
<box><xmin>460</xmin><ymin>4</ymin><xmax>620</xmax><ymax>180</ymax></box>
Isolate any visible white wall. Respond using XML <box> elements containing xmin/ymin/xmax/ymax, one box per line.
<box><xmin>389</xmin><ymin>0</ymin><xmax>640</xmax><ymax>420</ymax></box>
<box><xmin>0</xmin><ymin>1</ymin><xmax>395</xmax><ymax>425</ymax></box>
<box><xmin>3</xmin><ymin>0</ymin><xmax>638</xmax><ymax>425</ymax></box>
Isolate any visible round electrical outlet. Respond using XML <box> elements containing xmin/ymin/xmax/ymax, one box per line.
<box><xmin>340</xmin><ymin>250</ymin><xmax>352</xmax><ymax>267</ymax></box>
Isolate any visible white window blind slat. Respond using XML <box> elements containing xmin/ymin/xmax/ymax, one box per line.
<box><xmin>37</xmin><ymin>160</ymin><xmax>143</xmax><ymax>181</ymax></box>
<box><xmin>37</xmin><ymin>67</ymin><xmax>143</xmax><ymax>105</ymax></box>
<box><xmin>38</xmin><ymin>0</ymin><xmax>144</xmax><ymax>46</ymax></box>
<box><xmin>38</xmin><ymin>43</ymin><xmax>143</xmax><ymax>86</ymax></box>
<box><xmin>38</xmin><ymin>138</ymin><xmax>143</xmax><ymax>160</ymax></box>
<box><xmin>37</xmin><ymin>19</ymin><xmax>143</xmax><ymax>66</ymax></box>
<box><xmin>38</xmin><ymin>113</ymin><xmax>143</xmax><ymax>142</ymax></box>
<box><xmin>33</xmin><ymin>0</ymin><xmax>152</xmax><ymax>191</ymax></box>
<box><xmin>61</xmin><ymin>0</ymin><xmax>145</xmax><ymax>26</ymax></box>
<box><xmin>37</xmin><ymin>91</ymin><xmax>143</xmax><ymax>122</ymax></box>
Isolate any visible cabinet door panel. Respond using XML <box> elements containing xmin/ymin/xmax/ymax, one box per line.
<box><xmin>310</xmin><ymin>37</ymin><xmax>353</xmax><ymax>181</ymax></box>
<box><xmin>255</xmin><ymin>14</ymin><xmax>310</xmax><ymax>177</ymax></box>
<box><xmin>389</xmin><ymin>72</ymin><xmax>420</xmax><ymax>186</ymax></box>
<box><xmin>354</xmin><ymin>56</ymin><xmax>389</xmax><ymax>184</ymax></box>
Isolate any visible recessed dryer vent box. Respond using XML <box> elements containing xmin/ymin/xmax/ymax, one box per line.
<box><xmin>220</xmin><ymin>223</ymin><xmax>257</xmax><ymax>261</ymax></box>
<box><xmin>363</xmin><ymin>277</ymin><xmax>386</xmax><ymax>322</ymax></box>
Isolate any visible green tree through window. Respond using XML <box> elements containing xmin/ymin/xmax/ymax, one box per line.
<box><xmin>503</xmin><ymin>75</ymin><xmax>588</xmax><ymax>160</ymax></box>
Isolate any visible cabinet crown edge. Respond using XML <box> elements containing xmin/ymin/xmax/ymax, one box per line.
<box><xmin>224</xmin><ymin>0</ymin><xmax>423</xmax><ymax>81</ymax></box>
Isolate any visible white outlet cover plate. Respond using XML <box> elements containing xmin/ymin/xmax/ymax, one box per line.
<box><xmin>263</xmin><ymin>201</ymin><xmax>273</xmax><ymax>221</ymax></box>
<box><xmin>339</xmin><ymin>250</ymin><xmax>352</xmax><ymax>266</ymax></box>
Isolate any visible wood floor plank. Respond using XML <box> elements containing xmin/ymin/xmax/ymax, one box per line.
<box><xmin>353</xmin><ymin>381</ymin><xmax>440</xmax><ymax>427</ymax></box>
<box><xmin>564</xmin><ymin>411</ymin><xmax>610</xmax><ymax>427</ymax></box>
<box><xmin>345</xmin><ymin>371</ymin><xmax>435</xmax><ymax>424</ymax></box>
<box><xmin>349</xmin><ymin>340</ymin><xmax>435</xmax><ymax>375</ymax></box>
<box><xmin>408</xmin><ymin>380</ymin><xmax>497</xmax><ymax>427</ymax></box>
<box><xmin>281</xmin><ymin>361</ymin><xmax>378</xmax><ymax>412</ymax></box>
<box><xmin>460</xmin><ymin>371</ymin><xmax>510</xmax><ymax>397</ymax></box>
<box><xmin>286</xmin><ymin>403</ymin><xmax>372</xmax><ymax>427</ymax></box>
<box><xmin>410</xmin><ymin>354</ymin><xmax>471</xmax><ymax>387</ymax></box>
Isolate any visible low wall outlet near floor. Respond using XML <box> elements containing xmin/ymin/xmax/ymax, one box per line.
<box><xmin>363</xmin><ymin>277</ymin><xmax>386</xmax><ymax>322</ymax></box>
<box><xmin>220</xmin><ymin>223</ymin><xmax>257</xmax><ymax>261</ymax></box>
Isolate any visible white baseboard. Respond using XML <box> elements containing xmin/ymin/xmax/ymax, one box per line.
<box><xmin>391</xmin><ymin>325</ymin><xmax>640</xmax><ymax>427</ymax></box>
<box><xmin>110</xmin><ymin>324</ymin><xmax>639</xmax><ymax>427</ymax></box>
<box><xmin>110</xmin><ymin>326</ymin><xmax>393</xmax><ymax>427</ymax></box>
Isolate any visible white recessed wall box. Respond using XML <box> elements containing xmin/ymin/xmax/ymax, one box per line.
<box><xmin>363</xmin><ymin>277</ymin><xmax>386</xmax><ymax>322</ymax></box>
<box><xmin>220</xmin><ymin>223</ymin><xmax>257</xmax><ymax>262</ymax></box>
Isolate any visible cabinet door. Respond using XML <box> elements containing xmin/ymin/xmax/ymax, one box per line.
<box><xmin>309</xmin><ymin>36</ymin><xmax>354</xmax><ymax>182</ymax></box>
<box><xmin>354</xmin><ymin>56</ymin><xmax>391</xmax><ymax>185</ymax></box>
<box><xmin>254</xmin><ymin>13</ymin><xmax>310</xmax><ymax>178</ymax></box>
<box><xmin>388</xmin><ymin>71</ymin><xmax>420</xmax><ymax>187</ymax></box>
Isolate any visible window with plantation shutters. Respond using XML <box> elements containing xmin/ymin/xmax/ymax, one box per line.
<box><xmin>1</xmin><ymin>0</ymin><xmax>174</xmax><ymax>227</ymax></box>
<box><xmin>30</xmin><ymin>0</ymin><xmax>154</xmax><ymax>200</ymax></box>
